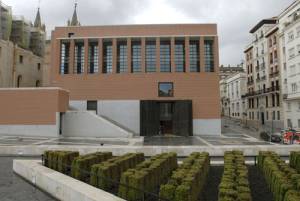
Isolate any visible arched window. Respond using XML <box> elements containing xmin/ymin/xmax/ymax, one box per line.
<box><xmin>17</xmin><ymin>75</ymin><xmax>22</xmax><ymax>88</ymax></box>
<box><xmin>36</xmin><ymin>80</ymin><xmax>40</xmax><ymax>87</ymax></box>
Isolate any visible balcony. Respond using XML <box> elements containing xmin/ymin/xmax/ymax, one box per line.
<box><xmin>269</xmin><ymin>71</ymin><xmax>279</xmax><ymax>78</ymax></box>
<box><xmin>243</xmin><ymin>86</ymin><xmax>280</xmax><ymax>98</ymax></box>
<box><xmin>283</xmin><ymin>94</ymin><xmax>288</xmax><ymax>100</ymax></box>
<box><xmin>255</xmin><ymin>66</ymin><xmax>259</xmax><ymax>71</ymax></box>
<box><xmin>260</xmin><ymin>63</ymin><xmax>266</xmax><ymax>70</ymax></box>
<box><xmin>247</xmin><ymin>80</ymin><xmax>254</xmax><ymax>85</ymax></box>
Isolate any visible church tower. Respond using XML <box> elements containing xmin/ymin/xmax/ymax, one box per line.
<box><xmin>68</xmin><ymin>1</ymin><xmax>80</xmax><ymax>26</ymax></box>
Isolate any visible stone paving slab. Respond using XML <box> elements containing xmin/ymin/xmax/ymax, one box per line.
<box><xmin>0</xmin><ymin>157</ymin><xmax>56</xmax><ymax>201</ymax></box>
<box><xmin>143</xmin><ymin>136</ymin><xmax>207</xmax><ymax>146</ymax></box>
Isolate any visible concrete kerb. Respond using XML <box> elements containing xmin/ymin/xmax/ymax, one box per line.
<box><xmin>2</xmin><ymin>144</ymin><xmax>300</xmax><ymax>157</ymax></box>
<box><xmin>13</xmin><ymin>160</ymin><xmax>125</xmax><ymax>201</ymax></box>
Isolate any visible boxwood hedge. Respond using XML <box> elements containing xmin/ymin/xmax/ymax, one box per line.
<box><xmin>90</xmin><ymin>153</ymin><xmax>144</xmax><ymax>191</ymax></box>
<box><xmin>290</xmin><ymin>151</ymin><xmax>300</xmax><ymax>173</ymax></box>
<box><xmin>159</xmin><ymin>152</ymin><xmax>210</xmax><ymax>201</ymax></box>
<box><xmin>118</xmin><ymin>152</ymin><xmax>177</xmax><ymax>201</ymax></box>
<box><xmin>258</xmin><ymin>151</ymin><xmax>300</xmax><ymax>201</ymax></box>
<box><xmin>44</xmin><ymin>150</ymin><xmax>79</xmax><ymax>174</ymax></box>
<box><xmin>218</xmin><ymin>151</ymin><xmax>252</xmax><ymax>201</ymax></box>
<box><xmin>71</xmin><ymin>152</ymin><xmax>112</xmax><ymax>182</ymax></box>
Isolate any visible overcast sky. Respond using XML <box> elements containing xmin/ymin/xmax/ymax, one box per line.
<box><xmin>3</xmin><ymin>0</ymin><xmax>296</xmax><ymax>65</ymax></box>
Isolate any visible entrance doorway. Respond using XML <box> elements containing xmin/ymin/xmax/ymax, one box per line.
<box><xmin>140</xmin><ymin>100</ymin><xmax>192</xmax><ymax>136</ymax></box>
<box><xmin>261</xmin><ymin>112</ymin><xmax>265</xmax><ymax>125</ymax></box>
<box><xmin>159</xmin><ymin>102</ymin><xmax>174</xmax><ymax>135</ymax></box>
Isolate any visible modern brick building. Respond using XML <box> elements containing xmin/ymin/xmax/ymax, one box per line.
<box><xmin>50</xmin><ymin>23</ymin><xmax>221</xmax><ymax>136</ymax></box>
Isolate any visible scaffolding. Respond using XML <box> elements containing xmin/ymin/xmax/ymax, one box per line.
<box><xmin>10</xmin><ymin>15</ymin><xmax>31</xmax><ymax>49</ymax></box>
<box><xmin>0</xmin><ymin>0</ymin><xmax>12</xmax><ymax>40</ymax></box>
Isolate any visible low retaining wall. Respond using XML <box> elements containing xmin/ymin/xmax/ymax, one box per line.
<box><xmin>3</xmin><ymin>145</ymin><xmax>300</xmax><ymax>157</ymax></box>
<box><xmin>13</xmin><ymin>160</ymin><xmax>125</xmax><ymax>201</ymax></box>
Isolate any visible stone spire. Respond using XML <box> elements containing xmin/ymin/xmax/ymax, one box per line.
<box><xmin>69</xmin><ymin>1</ymin><xmax>80</xmax><ymax>26</ymax></box>
<box><xmin>34</xmin><ymin>7</ymin><xmax>42</xmax><ymax>28</ymax></box>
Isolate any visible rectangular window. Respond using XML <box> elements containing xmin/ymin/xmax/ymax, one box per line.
<box><xmin>87</xmin><ymin>101</ymin><xmax>98</xmax><ymax>114</ymax></box>
<box><xmin>117</xmin><ymin>41</ymin><xmax>128</xmax><ymax>73</ymax></box>
<box><xmin>159</xmin><ymin>82</ymin><xmax>174</xmax><ymax>97</ymax></box>
<box><xmin>103</xmin><ymin>41</ymin><xmax>113</xmax><ymax>74</ymax></box>
<box><xmin>276</xmin><ymin>94</ymin><xmax>280</xmax><ymax>107</ymax></box>
<box><xmin>146</xmin><ymin>40</ymin><xmax>156</xmax><ymax>72</ymax></box>
<box><xmin>288</xmin><ymin>119</ymin><xmax>293</xmax><ymax>128</ymax></box>
<box><xmin>88</xmin><ymin>42</ymin><xmax>99</xmax><ymax>74</ymax></box>
<box><xmin>160</xmin><ymin>40</ymin><xmax>171</xmax><ymax>72</ymax></box>
<box><xmin>266</xmin><ymin>96</ymin><xmax>269</xmax><ymax>108</ymax></box>
<box><xmin>175</xmin><ymin>40</ymin><xmax>185</xmax><ymax>72</ymax></box>
<box><xmin>74</xmin><ymin>41</ymin><xmax>85</xmax><ymax>74</ymax></box>
<box><xmin>266</xmin><ymin>111</ymin><xmax>269</xmax><ymax>120</ymax></box>
<box><xmin>189</xmin><ymin>40</ymin><xmax>200</xmax><ymax>72</ymax></box>
<box><xmin>60</xmin><ymin>42</ymin><xmax>70</xmax><ymax>74</ymax></box>
<box><xmin>277</xmin><ymin>111</ymin><xmax>280</xmax><ymax>120</ymax></box>
<box><xmin>19</xmin><ymin>55</ymin><xmax>23</xmax><ymax>64</ymax></box>
<box><xmin>131</xmin><ymin>40</ymin><xmax>141</xmax><ymax>73</ymax></box>
<box><xmin>204</xmin><ymin>39</ymin><xmax>214</xmax><ymax>72</ymax></box>
<box><xmin>273</xmin><ymin>111</ymin><xmax>276</xmax><ymax>120</ymax></box>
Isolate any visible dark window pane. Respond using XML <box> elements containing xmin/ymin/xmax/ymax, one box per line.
<box><xmin>88</xmin><ymin>42</ymin><xmax>99</xmax><ymax>74</ymax></box>
<box><xmin>160</xmin><ymin>40</ymin><xmax>171</xmax><ymax>72</ymax></box>
<box><xmin>190</xmin><ymin>40</ymin><xmax>200</xmax><ymax>72</ymax></box>
<box><xmin>175</xmin><ymin>40</ymin><xmax>185</xmax><ymax>72</ymax></box>
<box><xmin>146</xmin><ymin>40</ymin><xmax>156</xmax><ymax>72</ymax></box>
<box><xmin>103</xmin><ymin>41</ymin><xmax>113</xmax><ymax>73</ymax></box>
<box><xmin>132</xmin><ymin>41</ymin><xmax>141</xmax><ymax>73</ymax></box>
<box><xmin>159</xmin><ymin>82</ymin><xmax>174</xmax><ymax>97</ymax></box>
<box><xmin>204</xmin><ymin>40</ymin><xmax>214</xmax><ymax>72</ymax></box>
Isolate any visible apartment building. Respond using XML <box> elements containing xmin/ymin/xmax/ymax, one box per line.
<box><xmin>0</xmin><ymin>1</ymin><xmax>46</xmax><ymax>87</ymax></box>
<box><xmin>244</xmin><ymin>18</ymin><xmax>284</xmax><ymax>131</ymax></box>
<box><xmin>50</xmin><ymin>23</ymin><xmax>221</xmax><ymax>136</ymax></box>
<box><xmin>278</xmin><ymin>0</ymin><xmax>300</xmax><ymax>130</ymax></box>
<box><xmin>219</xmin><ymin>65</ymin><xmax>244</xmax><ymax>80</ymax></box>
<box><xmin>220</xmin><ymin>72</ymin><xmax>247</xmax><ymax>119</ymax></box>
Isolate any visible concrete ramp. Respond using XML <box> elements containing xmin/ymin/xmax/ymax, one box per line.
<box><xmin>62</xmin><ymin>111</ymin><xmax>133</xmax><ymax>138</ymax></box>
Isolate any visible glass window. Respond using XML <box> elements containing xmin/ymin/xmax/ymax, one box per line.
<box><xmin>74</xmin><ymin>42</ymin><xmax>85</xmax><ymax>74</ymax></box>
<box><xmin>103</xmin><ymin>41</ymin><xmax>113</xmax><ymax>73</ymax></box>
<box><xmin>175</xmin><ymin>40</ymin><xmax>185</xmax><ymax>72</ymax></box>
<box><xmin>132</xmin><ymin>41</ymin><xmax>141</xmax><ymax>73</ymax></box>
<box><xmin>160</xmin><ymin>40</ymin><xmax>171</xmax><ymax>72</ymax></box>
<box><xmin>146</xmin><ymin>40</ymin><xmax>156</xmax><ymax>72</ymax></box>
<box><xmin>60</xmin><ymin>42</ymin><xmax>70</xmax><ymax>74</ymax></box>
<box><xmin>277</xmin><ymin>111</ymin><xmax>280</xmax><ymax>120</ymax></box>
<box><xmin>189</xmin><ymin>40</ymin><xmax>200</xmax><ymax>72</ymax></box>
<box><xmin>88</xmin><ymin>42</ymin><xmax>99</xmax><ymax>74</ymax></box>
<box><xmin>159</xmin><ymin>82</ymin><xmax>174</xmax><ymax>97</ymax></box>
<box><xmin>117</xmin><ymin>41</ymin><xmax>128</xmax><ymax>73</ymax></box>
<box><xmin>204</xmin><ymin>40</ymin><xmax>214</xmax><ymax>72</ymax></box>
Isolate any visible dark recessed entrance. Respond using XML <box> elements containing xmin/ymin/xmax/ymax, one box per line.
<box><xmin>140</xmin><ymin>100</ymin><xmax>192</xmax><ymax>136</ymax></box>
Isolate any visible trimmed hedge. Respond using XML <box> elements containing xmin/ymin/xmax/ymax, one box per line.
<box><xmin>290</xmin><ymin>151</ymin><xmax>300</xmax><ymax>173</ymax></box>
<box><xmin>44</xmin><ymin>150</ymin><xmax>79</xmax><ymax>174</ymax></box>
<box><xmin>258</xmin><ymin>151</ymin><xmax>300</xmax><ymax>201</ymax></box>
<box><xmin>159</xmin><ymin>152</ymin><xmax>210</xmax><ymax>201</ymax></box>
<box><xmin>90</xmin><ymin>153</ymin><xmax>144</xmax><ymax>191</ymax></box>
<box><xmin>71</xmin><ymin>152</ymin><xmax>112</xmax><ymax>182</ymax></box>
<box><xmin>218</xmin><ymin>151</ymin><xmax>252</xmax><ymax>201</ymax></box>
<box><xmin>118</xmin><ymin>152</ymin><xmax>178</xmax><ymax>201</ymax></box>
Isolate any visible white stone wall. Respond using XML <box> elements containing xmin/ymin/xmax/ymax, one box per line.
<box><xmin>62</xmin><ymin>111</ymin><xmax>132</xmax><ymax>138</ymax></box>
<box><xmin>69</xmin><ymin>101</ymin><xmax>87</xmax><ymax>111</ymax></box>
<box><xmin>98</xmin><ymin>100</ymin><xmax>140</xmax><ymax>134</ymax></box>
<box><xmin>193</xmin><ymin>119</ymin><xmax>221</xmax><ymax>136</ymax></box>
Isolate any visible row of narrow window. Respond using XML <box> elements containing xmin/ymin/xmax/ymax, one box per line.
<box><xmin>60</xmin><ymin>39</ymin><xmax>214</xmax><ymax>74</ymax></box>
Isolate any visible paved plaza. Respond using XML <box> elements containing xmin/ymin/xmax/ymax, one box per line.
<box><xmin>0</xmin><ymin>157</ymin><xmax>56</xmax><ymax>201</ymax></box>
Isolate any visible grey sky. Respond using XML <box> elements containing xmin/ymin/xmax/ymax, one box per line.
<box><xmin>3</xmin><ymin>0</ymin><xmax>296</xmax><ymax>65</ymax></box>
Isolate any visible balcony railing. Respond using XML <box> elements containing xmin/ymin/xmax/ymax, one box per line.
<box><xmin>243</xmin><ymin>86</ymin><xmax>280</xmax><ymax>98</ymax></box>
<box><xmin>269</xmin><ymin>71</ymin><xmax>279</xmax><ymax>78</ymax></box>
<box><xmin>247</xmin><ymin>80</ymin><xmax>254</xmax><ymax>85</ymax></box>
